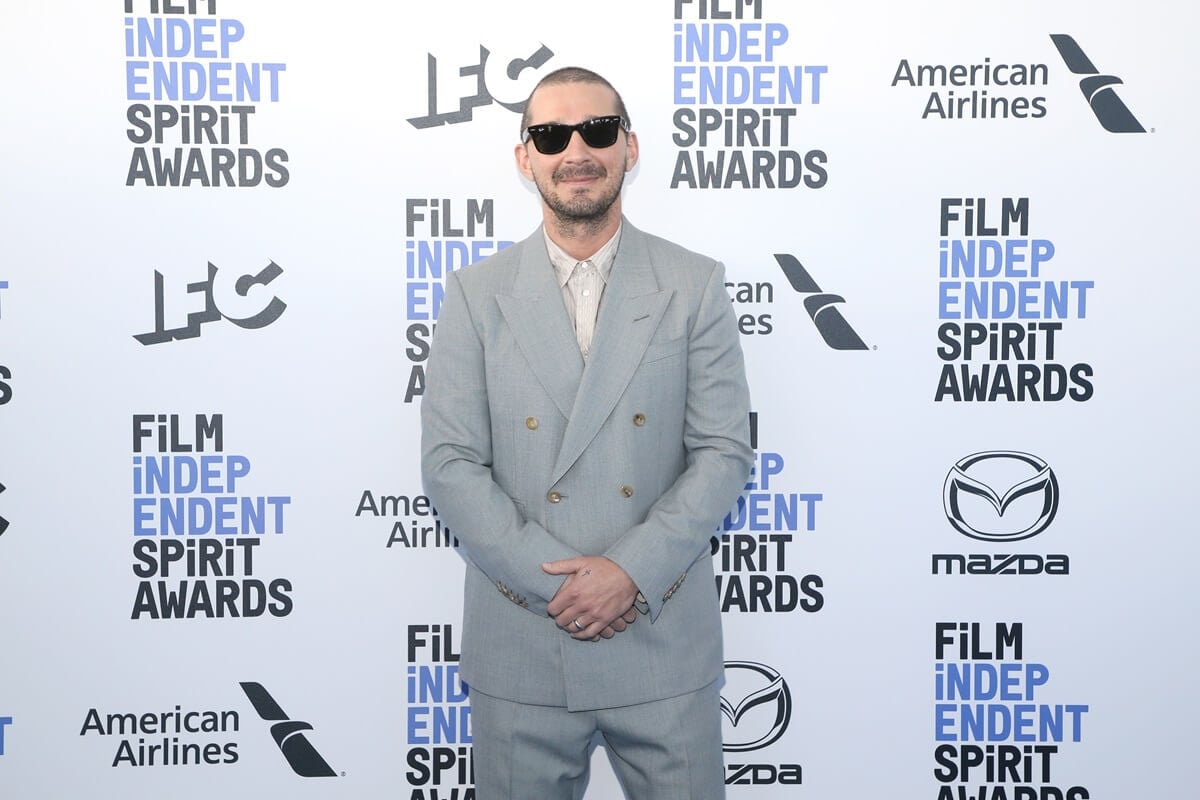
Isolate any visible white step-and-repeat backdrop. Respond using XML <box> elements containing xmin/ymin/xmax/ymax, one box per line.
<box><xmin>2</xmin><ymin>1</ymin><xmax>1196</xmax><ymax>797</ymax></box>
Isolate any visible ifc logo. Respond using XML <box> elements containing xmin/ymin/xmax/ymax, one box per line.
<box><xmin>720</xmin><ymin>661</ymin><xmax>792</xmax><ymax>752</ymax></box>
<box><xmin>943</xmin><ymin>451</ymin><xmax>1059</xmax><ymax>543</ymax></box>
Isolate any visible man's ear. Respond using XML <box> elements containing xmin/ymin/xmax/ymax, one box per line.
<box><xmin>515</xmin><ymin>143</ymin><xmax>534</xmax><ymax>180</ymax></box>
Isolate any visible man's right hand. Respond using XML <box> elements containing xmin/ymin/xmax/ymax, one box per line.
<box><xmin>595</xmin><ymin>607</ymin><xmax>639</xmax><ymax>640</ymax></box>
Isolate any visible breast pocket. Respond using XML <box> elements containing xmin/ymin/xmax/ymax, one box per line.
<box><xmin>640</xmin><ymin>335</ymin><xmax>684</xmax><ymax>365</ymax></box>
<box><xmin>629</xmin><ymin>334</ymin><xmax>687</xmax><ymax>418</ymax></box>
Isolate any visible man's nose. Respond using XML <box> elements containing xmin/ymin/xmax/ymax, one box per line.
<box><xmin>560</xmin><ymin>128</ymin><xmax>593</xmax><ymax>158</ymax></box>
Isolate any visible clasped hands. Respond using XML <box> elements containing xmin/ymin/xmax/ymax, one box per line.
<box><xmin>543</xmin><ymin>556</ymin><xmax>640</xmax><ymax>642</ymax></box>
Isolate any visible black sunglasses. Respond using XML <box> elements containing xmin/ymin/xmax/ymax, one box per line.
<box><xmin>522</xmin><ymin>115</ymin><xmax>629</xmax><ymax>155</ymax></box>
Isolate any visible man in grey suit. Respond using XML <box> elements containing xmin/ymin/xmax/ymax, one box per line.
<box><xmin>421</xmin><ymin>66</ymin><xmax>752</xmax><ymax>799</ymax></box>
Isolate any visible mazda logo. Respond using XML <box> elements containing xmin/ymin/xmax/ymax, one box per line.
<box><xmin>720</xmin><ymin>661</ymin><xmax>792</xmax><ymax>752</ymax></box>
<box><xmin>943</xmin><ymin>451</ymin><xmax>1059</xmax><ymax>542</ymax></box>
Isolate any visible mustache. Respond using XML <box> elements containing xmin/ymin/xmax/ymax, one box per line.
<box><xmin>553</xmin><ymin>164</ymin><xmax>607</xmax><ymax>181</ymax></box>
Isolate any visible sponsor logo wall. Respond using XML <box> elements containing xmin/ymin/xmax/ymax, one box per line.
<box><xmin>0</xmin><ymin>1</ymin><xmax>1194</xmax><ymax>798</ymax></box>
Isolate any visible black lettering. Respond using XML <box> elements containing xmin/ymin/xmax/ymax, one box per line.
<box><xmin>406</xmin><ymin>323</ymin><xmax>434</xmax><ymax>362</ymax></box>
<box><xmin>1069</xmin><ymin>363</ymin><xmax>1094</xmax><ymax>401</ymax></box>
<box><xmin>405</xmin><ymin>365</ymin><xmax>426</xmax><ymax>403</ymax></box>
<box><xmin>799</xmin><ymin>574</ymin><xmax>823</xmax><ymax>612</ymax></box>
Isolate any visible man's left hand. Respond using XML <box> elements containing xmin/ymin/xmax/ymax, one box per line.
<box><xmin>544</xmin><ymin>556</ymin><xmax>639</xmax><ymax>640</ymax></box>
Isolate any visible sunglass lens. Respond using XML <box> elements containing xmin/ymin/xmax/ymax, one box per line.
<box><xmin>531</xmin><ymin>126</ymin><xmax>571</xmax><ymax>154</ymax></box>
<box><xmin>580</xmin><ymin>117</ymin><xmax>621</xmax><ymax>148</ymax></box>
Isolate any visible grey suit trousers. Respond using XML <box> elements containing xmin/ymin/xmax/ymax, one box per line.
<box><xmin>469</xmin><ymin>680</ymin><xmax>725</xmax><ymax>800</ymax></box>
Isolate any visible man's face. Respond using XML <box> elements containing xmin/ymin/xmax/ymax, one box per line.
<box><xmin>515</xmin><ymin>81</ymin><xmax>639</xmax><ymax>226</ymax></box>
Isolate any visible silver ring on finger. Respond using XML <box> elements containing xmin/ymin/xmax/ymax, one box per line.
<box><xmin>573</xmin><ymin>618</ymin><xmax>585</xmax><ymax>631</ymax></box>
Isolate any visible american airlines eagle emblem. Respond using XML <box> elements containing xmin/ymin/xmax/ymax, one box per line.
<box><xmin>943</xmin><ymin>451</ymin><xmax>1059</xmax><ymax>542</ymax></box>
<box><xmin>240</xmin><ymin>682</ymin><xmax>337</xmax><ymax>778</ymax></box>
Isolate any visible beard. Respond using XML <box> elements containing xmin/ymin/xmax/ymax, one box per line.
<box><xmin>535</xmin><ymin>162</ymin><xmax>625</xmax><ymax>234</ymax></box>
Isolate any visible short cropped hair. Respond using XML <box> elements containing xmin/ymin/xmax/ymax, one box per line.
<box><xmin>519</xmin><ymin>66</ymin><xmax>631</xmax><ymax>135</ymax></box>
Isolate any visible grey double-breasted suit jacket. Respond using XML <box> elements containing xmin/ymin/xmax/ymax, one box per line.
<box><xmin>420</xmin><ymin>220</ymin><xmax>752</xmax><ymax>711</ymax></box>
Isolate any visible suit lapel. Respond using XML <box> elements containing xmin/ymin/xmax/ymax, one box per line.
<box><xmin>495</xmin><ymin>231</ymin><xmax>583</xmax><ymax>420</ymax></box>
<box><xmin>551</xmin><ymin>225</ymin><xmax>672</xmax><ymax>485</ymax></box>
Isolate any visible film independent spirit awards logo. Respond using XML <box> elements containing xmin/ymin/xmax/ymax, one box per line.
<box><xmin>943</xmin><ymin>451</ymin><xmax>1059</xmax><ymax>543</ymax></box>
<box><xmin>720</xmin><ymin>661</ymin><xmax>792</xmax><ymax>752</ymax></box>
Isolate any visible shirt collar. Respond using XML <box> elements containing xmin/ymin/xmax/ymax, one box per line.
<box><xmin>544</xmin><ymin>223</ymin><xmax>623</xmax><ymax>288</ymax></box>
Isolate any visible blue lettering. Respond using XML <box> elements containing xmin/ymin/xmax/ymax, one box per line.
<box><xmin>126</xmin><ymin>17</ymin><xmax>244</xmax><ymax>59</ymax></box>
<box><xmin>128</xmin><ymin>496</ymin><xmax>289</xmax><ymax>535</ymax></box>
<box><xmin>406</xmin><ymin>282</ymin><xmax>446</xmax><ymax>321</ymax></box>
<box><xmin>1013</xmin><ymin>703</ymin><xmax>1036</xmax><ymax>741</ymax></box>
<box><xmin>745</xmin><ymin>451</ymin><xmax>784</xmax><ymax>490</ymax></box>
<box><xmin>940</xmin><ymin>239</ymin><xmax>1055</xmax><ymax>278</ymax></box>
<box><xmin>407</xmin><ymin>706</ymin><xmax>472</xmax><ymax>745</ymax></box>
<box><xmin>978</xmin><ymin>241</ymin><xmax>1004</xmax><ymax>277</ymax></box>
<box><xmin>125</xmin><ymin>60</ymin><xmax>285</xmax><ymax>103</ymax></box>
<box><xmin>414</xmin><ymin>665</ymin><xmax>468</xmax><ymax>703</ymax></box>
<box><xmin>215</xmin><ymin>496</ymin><xmax>236</xmax><ymax>534</ymax></box>
<box><xmin>187</xmin><ymin>496</ymin><xmax>212</xmax><ymax>533</ymax></box>
<box><xmin>748</xmin><ymin>493</ymin><xmax>772</xmax><ymax>530</ymax></box>
<box><xmin>939</xmin><ymin>281</ymin><xmax>961</xmax><ymax>318</ymax></box>
<box><xmin>405</xmin><ymin>240</ymin><xmax>512</xmax><ymax>279</ymax></box>
<box><xmin>935</xmin><ymin>703</ymin><xmax>1088</xmax><ymax>742</ymax></box>
<box><xmin>721</xmin><ymin>491</ymin><xmax>820</xmax><ymax>532</ymax></box>
<box><xmin>161</xmin><ymin>497</ymin><xmax>186</xmax><ymax>534</ymax></box>
<box><xmin>672</xmin><ymin>65</ymin><xmax>819</xmax><ymax>104</ymax></box>
<box><xmin>407</xmin><ymin>706</ymin><xmax>430</xmax><ymax>744</ymax></box>
<box><xmin>936</xmin><ymin>663</ymin><xmax>1052</xmax><ymax>701</ymax></box>
<box><xmin>987</xmin><ymin>281</ymin><xmax>1015</xmax><ymax>318</ymax></box>
<box><xmin>134</xmin><ymin>498</ymin><xmax>156</xmax><ymax>535</ymax></box>
<box><xmin>672</xmin><ymin>23</ymin><xmax>789</xmax><ymax>63</ymax></box>
<box><xmin>127</xmin><ymin>60</ymin><xmax>150</xmax><ymax>100</ymax></box>
<box><xmin>1005</xmin><ymin>240</ymin><xmax>1026</xmax><ymax>276</ymax></box>
<box><xmin>799</xmin><ymin>493</ymin><xmax>821</xmax><ymax>531</ymax></box>
<box><xmin>192</xmin><ymin>19</ymin><xmax>217</xmax><ymax>57</ymax></box>
<box><xmin>938</xmin><ymin>280</ymin><xmax>1094</xmax><ymax>319</ymax></box>
<box><xmin>1032</xmin><ymin>239</ymin><xmax>1054</xmax><ymax>272</ymax></box>
<box><xmin>433</xmin><ymin>706</ymin><xmax>471</xmax><ymax>744</ymax></box>
<box><xmin>1067</xmin><ymin>280</ymin><xmax>1093</xmax><ymax>318</ymax></box>
<box><xmin>133</xmin><ymin>455</ymin><xmax>252</xmax><ymax>494</ymax></box>
<box><xmin>674</xmin><ymin>66</ymin><xmax>695</xmax><ymax>103</ymax></box>
<box><xmin>935</xmin><ymin>703</ymin><xmax>956</xmax><ymax>741</ymax></box>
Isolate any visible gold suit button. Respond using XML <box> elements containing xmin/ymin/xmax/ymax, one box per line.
<box><xmin>547</xmin><ymin>491</ymin><xmax>562</xmax><ymax>503</ymax></box>
<box><xmin>633</xmin><ymin>413</ymin><xmax>646</xmax><ymax>426</ymax></box>
<box><xmin>620</xmin><ymin>485</ymin><xmax>634</xmax><ymax>498</ymax></box>
<box><xmin>525</xmin><ymin>417</ymin><xmax>538</xmax><ymax>430</ymax></box>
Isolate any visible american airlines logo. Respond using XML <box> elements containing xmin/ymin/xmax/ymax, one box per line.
<box><xmin>1050</xmin><ymin>34</ymin><xmax>1145</xmax><ymax>133</ymax></box>
<box><xmin>775</xmin><ymin>255</ymin><xmax>868</xmax><ymax>350</ymax></box>
<box><xmin>240</xmin><ymin>682</ymin><xmax>337</xmax><ymax>778</ymax></box>
<box><xmin>0</xmin><ymin>482</ymin><xmax>9</xmax><ymax>537</ymax></box>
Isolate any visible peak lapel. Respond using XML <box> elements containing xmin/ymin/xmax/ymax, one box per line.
<box><xmin>495</xmin><ymin>233</ymin><xmax>583</xmax><ymax>420</ymax></box>
<box><xmin>550</xmin><ymin>226</ymin><xmax>672</xmax><ymax>485</ymax></box>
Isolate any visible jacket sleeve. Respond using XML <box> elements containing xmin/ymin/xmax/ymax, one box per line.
<box><xmin>421</xmin><ymin>269</ymin><xmax>580</xmax><ymax>617</ymax></box>
<box><xmin>603</xmin><ymin>260</ymin><xmax>753</xmax><ymax>621</ymax></box>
